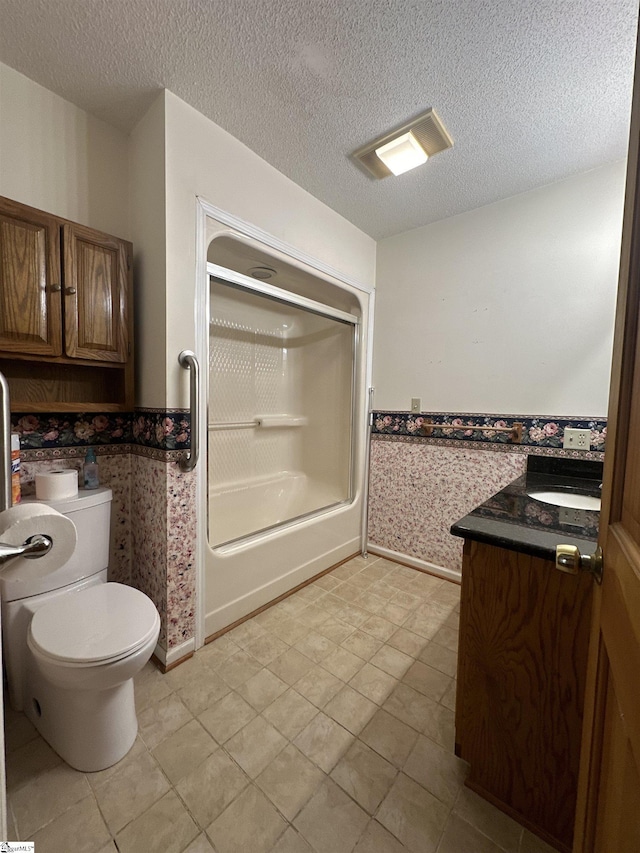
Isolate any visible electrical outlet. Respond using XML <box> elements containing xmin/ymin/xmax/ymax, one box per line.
<box><xmin>563</xmin><ymin>427</ymin><xmax>591</xmax><ymax>450</ymax></box>
<box><xmin>411</xmin><ymin>398</ymin><xmax>421</xmax><ymax>413</ymax></box>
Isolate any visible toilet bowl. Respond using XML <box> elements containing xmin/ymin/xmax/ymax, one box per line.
<box><xmin>0</xmin><ymin>487</ymin><xmax>161</xmax><ymax>772</ymax></box>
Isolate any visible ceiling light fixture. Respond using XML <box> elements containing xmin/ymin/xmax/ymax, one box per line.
<box><xmin>352</xmin><ymin>108</ymin><xmax>453</xmax><ymax>180</ymax></box>
<box><xmin>375</xmin><ymin>131</ymin><xmax>428</xmax><ymax>176</ymax></box>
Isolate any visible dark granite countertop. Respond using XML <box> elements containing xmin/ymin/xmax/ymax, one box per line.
<box><xmin>450</xmin><ymin>457</ymin><xmax>601</xmax><ymax>561</ymax></box>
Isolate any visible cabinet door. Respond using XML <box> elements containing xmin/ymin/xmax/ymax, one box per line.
<box><xmin>63</xmin><ymin>223</ymin><xmax>129</xmax><ymax>362</ymax></box>
<box><xmin>0</xmin><ymin>199</ymin><xmax>62</xmax><ymax>356</ymax></box>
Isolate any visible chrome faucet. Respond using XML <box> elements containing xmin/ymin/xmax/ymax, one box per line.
<box><xmin>0</xmin><ymin>534</ymin><xmax>52</xmax><ymax>566</ymax></box>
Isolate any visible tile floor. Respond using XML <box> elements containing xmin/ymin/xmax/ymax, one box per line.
<box><xmin>4</xmin><ymin>555</ymin><xmax>557</xmax><ymax>853</ymax></box>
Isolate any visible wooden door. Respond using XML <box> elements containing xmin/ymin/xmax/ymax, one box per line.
<box><xmin>573</xmin><ymin>20</ymin><xmax>640</xmax><ymax>852</ymax></box>
<box><xmin>63</xmin><ymin>223</ymin><xmax>129</xmax><ymax>362</ymax></box>
<box><xmin>0</xmin><ymin>197</ymin><xmax>62</xmax><ymax>356</ymax></box>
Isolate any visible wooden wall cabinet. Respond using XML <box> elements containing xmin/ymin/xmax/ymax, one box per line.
<box><xmin>0</xmin><ymin>196</ymin><xmax>133</xmax><ymax>412</ymax></box>
<box><xmin>455</xmin><ymin>539</ymin><xmax>593</xmax><ymax>853</ymax></box>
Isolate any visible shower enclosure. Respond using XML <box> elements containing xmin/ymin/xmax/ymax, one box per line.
<box><xmin>208</xmin><ymin>277</ymin><xmax>356</xmax><ymax>547</ymax></box>
<box><xmin>200</xmin><ymin>228</ymin><xmax>371</xmax><ymax>639</ymax></box>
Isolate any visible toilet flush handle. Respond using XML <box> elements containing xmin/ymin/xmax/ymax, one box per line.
<box><xmin>0</xmin><ymin>534</ymin><xmax>52</xmax><ymax>566</ymax></box>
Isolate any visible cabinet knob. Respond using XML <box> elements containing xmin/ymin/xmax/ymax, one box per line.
<box><xmin>50</xmin><ymin>284</ymin><xmax>61</xmax><ymax>292</ymax></box>
<box><xmin>65</xmin><ymin>287</ymin><xmax>77</xmax><ymax>295</ymax></box>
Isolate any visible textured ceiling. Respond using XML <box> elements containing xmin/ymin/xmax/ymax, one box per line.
<box><xmin>0</xmin><ymin>0</ymin><xmax>637</xmax><ymax>239</ymax></box>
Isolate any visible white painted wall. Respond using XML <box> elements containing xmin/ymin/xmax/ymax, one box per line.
<box><xmin>163</xmin><ymin>90</ymin><xmax>376</xmax><ymax>408</ymax></box>
<box><xmin>0</xmin><ymin>62</ymin><xmax>129</xmax><ymax>238</ymax></box>
<box><xmin>374</xmin><ymin>161</ymin><xmax>626</xmax><ymax>416</ymax></box>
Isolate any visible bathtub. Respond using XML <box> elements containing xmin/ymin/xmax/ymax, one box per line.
<box><xmin>209</xmin><ymin>471</ymin><xmax>347</xmax><ymax>546</ymax></box>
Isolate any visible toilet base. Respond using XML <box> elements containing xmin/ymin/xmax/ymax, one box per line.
<box><xmin>25</xmin><ymin>661</ymin><xmax>138</xmax><ymax>772</ymax></box>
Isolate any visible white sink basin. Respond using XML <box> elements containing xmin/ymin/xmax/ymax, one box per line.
<box><xmin>527</xmin><ymin>490</ymin><xmax>601</xmax><ymax>511</ymax></box>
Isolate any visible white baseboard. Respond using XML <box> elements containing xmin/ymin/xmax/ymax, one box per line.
<box><xmin>366</xmin><ymin>544</ymin><xmax>461</xmax><ymax>584</ymax></box>
<box><xmin>153</xmin><ymin>636</ymin><xmax>196</xmax><ymax>669</ymax></box>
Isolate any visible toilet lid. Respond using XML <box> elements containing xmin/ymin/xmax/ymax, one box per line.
<box><xmin>29</xmin><ymin>583</ymin><xmax>160</xmax><ymax>664</ymax></box>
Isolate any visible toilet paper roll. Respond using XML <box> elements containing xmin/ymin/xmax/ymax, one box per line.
<box><xmin>0</xmin><ymin>504</ymin><xmax>77</xmax><ymax>577</ymax></box>
<box><xmin>35</xmin><ymin>469</ymin><xmax>79</xmax><ymax>501</ymax></box>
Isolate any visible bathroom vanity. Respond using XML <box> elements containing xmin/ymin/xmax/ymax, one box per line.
<box><xmin>451</xmin><ymin>457</ymin><xmax>601</xmax><ymax>853</ymax></box>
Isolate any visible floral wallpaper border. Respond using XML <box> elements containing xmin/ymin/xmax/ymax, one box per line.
<box><xmin>372</xmin><ymin>411</ymin><xmax>606</xmax><ymax>453</ymax></box>
<box><xmin>11</xmin><ymin>409</ymin><xmax>191</xmax><ymax>453</ymax></box>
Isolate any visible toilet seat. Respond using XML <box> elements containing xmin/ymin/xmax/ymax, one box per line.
<box><xmin>29</xmin><ymin>582</ymin><xmax>160</xmax><ymax>666</ymax></box>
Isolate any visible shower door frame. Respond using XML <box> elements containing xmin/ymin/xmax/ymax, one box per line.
<box><xmin>194</xmin><ymin>197</ymin><xmax>376</xmax><ymax>651</ymax></box>
<box><xmin>207</xmin><ymin>265</ymin><xmax>360</xmax><ymax>547</ymax></box>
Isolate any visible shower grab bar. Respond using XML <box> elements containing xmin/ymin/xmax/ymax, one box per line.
<box><xmin>0</xmin><ymin>371</ymin><xmax>12</xmax><ymax>513</ymax></box>
<box><xmin>178</xmin><ymin>350</ymin><xmax>200</xmax><ymax>472</ymax></box>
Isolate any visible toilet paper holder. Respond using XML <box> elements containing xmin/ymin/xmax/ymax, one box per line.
<box><xmin>0</xmin><ymin>534</ymin><xmax>52</xmax><ymax>566</ymax></box>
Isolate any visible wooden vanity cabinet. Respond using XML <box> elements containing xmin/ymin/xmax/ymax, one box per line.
<box><xmin>455</xmin><ymin>539</ymin><xmax>593</xmax><ymax>853</ymax></box>
<box><xmin>0</xmin><ymin>196</ymin><xmax>133</xmax><ymax>412</ymax></box>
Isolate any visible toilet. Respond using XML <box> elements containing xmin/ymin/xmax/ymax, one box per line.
<box><xmin>0</xmin><ymin>486</ymin><xmax>160</xmax><ymax>772</ymax></box>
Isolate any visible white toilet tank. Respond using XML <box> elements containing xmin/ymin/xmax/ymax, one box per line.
<box><xmin>0</xmin><ymin>486</ymin><xmax>113</xmax><ymax>603</ymax></box>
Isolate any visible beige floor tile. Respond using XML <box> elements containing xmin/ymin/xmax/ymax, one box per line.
<box><xmin>85</xmin><ymin>736</ymin><xmax>147</xmax><ymax>790</ymax></box>
<box><xmin>256</xmin><ymin>743</ymin><xmax>325</xmax><ymax>820</ymax></box>
<box><xmin>163</xmin><ymin>655</ymin><xmax>211</xmax><ymax>691</ymax></box>
<box><xmin>313</xmin><ymin>574</ymin><xmax>343</xmax><ymax>592</ymax></box>
<box><xmin>5</xmin><ymin>733</ymin><xmax>61</xmax><ymax>792</ymax></box>
<box><xmin>236</xmin><ymin>668</ymin><xmax>288</xmax><ymax>711</ymax></box>
<box><xmin>335</xmin><ymin>581</ymin><xmax>367</xmax><ymax>604</ymax></box>
<box><xmin>340</xmin><ymin>630</ymin><xmax>383</xmax><ymax>661</ymax></box>
<box><xmin>324</xmin><ymin>685</ymin><xmax>377</xmax><ymax>735</ymax></box>
<box><xmin>430</xmin><ymin>582</ymin><xmax>461</xmax><ymax>608</ymax></box>
<box><xmin>377</xmin><ymin>601</ymin><xmax>412</xmax><ymax>626</ymax></box>
<box><xmin>225</xmin><ymin>716</ymin><xmax>287</xmax><ymax>778</ymax></box>
<box><xmin>215</xmin><ymin>649</ymin><xmax>263</xmax><ymax>689</ymax></box>
<box><xmin>361</xmin><ymin>615</ymin><xmax>397</xmax><ymax>642</ymax></box>
<box><xmin>444</xmin><ymin>609</ymin><xmax>460</xmax><ymax>630</ymax></box>
<box><xmin>421</xmin><ymin>700</ymin><xmax>456</xmax><ymax>750</ymax></box>
<box><xmin>367</xmin><ymin>581</ymin><xmax>398</xmax><ymax>601</ymax></box>
<box><xmin>370</xmin><ymin>645</ymin><xmax>413</xmax><ymax>678</ymax></box>
<box><xmin>176</xmin><ymin>748</ymin><xmax>249</xmax><ymax>828</ymax></box>
<box><xmin>95</xmin><ymin>843</ymin><xmax>118</xmax><ymax>853</ymax></box>
<box><xmin>152</xmin><ymin>719</ymin><xmax>217</xmax><ymax>785</ymax></box>
<box><xmin>270</xmin><ymin>826</ymin><xmax>315</xmax><ymax>852</ymax></box>
<box><xmin>226</xmin><ymin>618</ymin><xmax>266</xmax><ymax>649</ymax></box>
<box><xmin>520</xmin><ymin>829</ymin><xmax>559</xmax><ymax>852</ymax></box>
<box><xmin>11</xmin><ymin>762</ymin><xmax>90</xmax><ymax>839</ymax></box>
<box><xmin>403</xmin><ymin>661</ymin><xmax>451</xmax><ymax>702</ymax></box>
<box><xmin>316</xmin><ymin>615</ymin><xmax>355</xmax><ymax>644</ymax></box>
<box><xmin>177</xmin><ymin>669</ymin><xmax>232</xmax><ymax>716</ymax></box>
<box><xmin>28</xmin><ymin>794</ymin><xmax>110</xmax><ymax>853</ymax></box>
<box><xmin>294</xmin><ymin>664</ymin><xmax>343</xmax><ymax>708</ymax></box>
<box><xmin>206</xmin><ymin>784</ymin><xmax>287</xmax><ymax>853</ymax></box>
<box><xmin>115</xmin><ymin>790</ymin><xmax>198</xmax><ymax>853</ymax></box>
<box><xmin>436</xmin><ymin>813</ymin><xmax>505</xmax><ymax>853</ymax></box>
<box><xmin>243</xmin><ymin>632</ymin><xmax>291</xmax><ymax>665</ymax></box>
<box><xmin>138</xmin><ymin>692</ymin><xmax>193</xmax><ymax>750</ymax></box>
<box><xmin>356</xmin><ymin>589</ymin><xmax>390</xmax><ymax>614</ymax></box>
<box><xmin>453</xmin><ymin>787</ymin><xmax>524</xmax><ymax>851</ymax></box>
<box><xmin>276</xmin><ymin>595</ymin><xmax>308</xmax><ymax>617</ymax></box>
<box><xmin>392</xmin><ymin>590</ymin><xmax>423</xmax><ymax>610</ymax></box>
<box><xmin>294</xmin><ymin>712</ymin><xmax>354</xmax><ymax>773</ymax></box>
<box><xmin>198</xmin><ymin>691</ymin><xmax>256</xmax><ymax>743</ymax></box>
<box><xmin>199</xmin><ymin>634</ymin><xmax>241</xmax><ymax>667</ymax></box>
<box><xmin>334</xmin><ymin>602</ymin><xmax>370</xmax><ymax>628</ymax></box>
<box><xmin>322</xmin><ymin>646</ymin><xmax>365</xmax><ymax>681</ymax></box>
<box><xmin>294</xmin><ymin>631</ymin><xmax>336</xmax><ymax>662</ymax></box>
<box><xmin>261</xmin><ymin>688</ymin><xmax>319</xmax><ymax>739</ymax></box>
<box><xmin>293</xmin><ymin>779</ymin><xmax>369</xmax><ymax>853</ymax></box>
<box><xmin>270</xmin><ymin>618</ymin><xmax>310</xmax><ymax>645</ymax></box>
<box><xmin>331</xmin><ymin>562</ymin><xmax>367</xmax><ymax>581</ymax></box>
<box><xmin>440</xmin><ymin>679</ymin><xmax>457</xmax><ymax>711</ymax></box>
<box><xmin>418</xmin><ymin>642</ymin><xmax>458</xmax><ymax>677</ymax></box>
<box><xmin>383</xmin><ymin>683</ymin><xmax>440</xmax><ymax>733</ymax></box>
<box><xmin>402</xmin><ymin>606</ymin><xmax>450</xmax><ymax>641</ymax></box>
<box><xmin>410</xmin><ymin>572</ymin><xmax>445</xmax><ymax>596</ymax></box>
<box><xmin>330</xmin><ymin>740</ymin><xmax>397</xmax><ymax>814</ymax></box>
<box><xmin>431</xmin><ymin>625</ymin><xmax>459</xmax><ymax>653</ymax></box>
<box><xmin>387</xmin><ymin>627</ymin><xmax>428</xmax><ymax>658</ymax></box>
<box><xmin>404</xmin><ymin>735</ymin><xmax>468</xmax><ymax>806</ymax></box>
<box><xmin>297</xmin><ymin>604</ymin><xmax>331</xmax><ymax>629</ymax></box>
<box><xmin>349</xmin><ymin>662</ymin><xmax>397</xmax><ymax>705</ymax></box>
<box><xmin>353</xmin><ymin>819</ymin><xmax>408</xmax><ymax>853</ymax></box>
<box><xmin>134</xmin><ymin>662</ymin><xmax>174</xmax><ymax>712</ymax></box>
<box><xmin>182</xmin><ymin>833</ymin><xmax>217</xmax><ymax>853</ymax></box>
<box><xmin>377</xmin><ymin>773</ymin><xmax>449</xmax><ymax>853</ymax></box>
<box><xmin>91</xmin><ymin>748</ymin><xmax>170</xmax><ymax>835</ymax></box>
<box><xmin>268</xmin><ymin>648</ymin><xmax>315</xmax><ymax>685</ymax></box>
<box><xmin>361</xmin><ymin>709</ymin><xmax>419</xmax><ymax>767</ymax></box>
<box><xmin>294</xmin><ymin>583</ymin><xmax>327</xmax><ymax>604</ymax></box>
